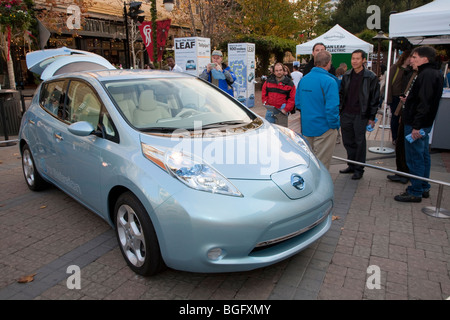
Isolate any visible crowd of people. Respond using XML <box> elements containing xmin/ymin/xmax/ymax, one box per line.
<box><xmin>259</xmin><ymin>43</ymin><xmax>444</xmax><ymax>203</ymax></box>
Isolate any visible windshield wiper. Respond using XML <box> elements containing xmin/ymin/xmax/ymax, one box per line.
<box><xmin>199</xmin><ymin>120</ymin><xmax>248</xmax><ymax>129</ymax></box>
<box><xmin>141</xmin><ymin>127</ymin><xmax>176</xmax><ymax>133</ymax></box>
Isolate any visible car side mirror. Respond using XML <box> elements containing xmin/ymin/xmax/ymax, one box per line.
<box><xmin>68</xmin><ymin>121</ymin><xmax>95</xmax><ymax>136</ymax></box>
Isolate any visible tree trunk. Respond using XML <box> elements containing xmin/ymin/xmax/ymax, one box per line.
<box><xmin>187</xmin><ymin>0</ymin><xmax>198</xmax><ymax>36</ymax></box>
<box><xmin>1</xmin><ymin>32</ymin><xmax>16</xmax><ymax>90</ymax></box>
<box><xmin>6</xmin><ymin>52</ymin><xmax>16</xmax><ymax>90</ymax></box>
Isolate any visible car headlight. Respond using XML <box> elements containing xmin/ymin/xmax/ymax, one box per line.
<box><xmin>141</xmin><ymin>143</ymin><xmax>242</xmax><ymax>197</ymax></box>
<box><xmin>275</xmin><ymin>125</ymin><xmax>320</xmax><ymax>168</ymax></box>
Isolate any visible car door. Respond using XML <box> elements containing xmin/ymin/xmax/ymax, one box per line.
<box><xmin>53</xmin><ymin>79</ymin><xmax>104</xmax><ymax>213</ymax></box>
<box><xmin>27</xmin><ymin>80</ymin><xmax>69</xmax><ymax>180</ymax></box>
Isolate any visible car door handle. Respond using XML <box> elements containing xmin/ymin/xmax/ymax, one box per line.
<box><xmin>54</xmin><ymin>133</ymin><xmax>63</xmax><ymax>141</ymax></box>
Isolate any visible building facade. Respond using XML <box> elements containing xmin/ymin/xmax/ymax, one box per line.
<box><xmin>3</xmin><ymin>0</ymin><xmax>199</xmax><ymax>88</ymax></box>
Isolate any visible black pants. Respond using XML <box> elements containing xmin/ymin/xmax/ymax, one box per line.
<box><xmin>341</xmin><ymin>112</ymin><xmax>368</xmax><ymax>174</ymax></box>
<box><xmin>390</xmin><ymin>96</ymin><xmax>401</xmax><ymax>142</ymax></box>
<box><xmin>395</xmin><ymin>119</ymin><xmax>409</xmax><ymax>173</ymax></box>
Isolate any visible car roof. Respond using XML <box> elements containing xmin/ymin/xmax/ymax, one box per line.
<box><xmin>26</xmin><ymin>47</ymin><xmax>116</xmax><ymax>80</ymax></box>
<box><xmin>85</xmin><ymin>69</ymin><xmax>196</xmax><ymax>81</ymax></box>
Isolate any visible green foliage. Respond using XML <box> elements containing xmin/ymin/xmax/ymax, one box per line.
<box><xmin>0</xmin><ymin>0</ymin><xmax>33</xmax><ymax>33</ymax></box>
<box><xmin>357</xmin><ymin>29</ymin><xmax>389</xmax><ymax>52</ymax></box>
<box><xmin>235</xmin><ymin>0</ymin><xmax>298</xmax><ymax>38</ymax></box>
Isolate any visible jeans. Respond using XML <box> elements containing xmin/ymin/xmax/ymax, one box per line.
<box><xmin>265</xmin><ymin>109</ymin><xmax>288</xmax><ymax>127</ymax></box>
<box><xmin>265</xmin><ymin>110</ymin><xmax>277</xmax><ymax>123</ymax></box>
<box><xmin>404</xmin><ymin>125</ymin><xmax>431</xmax><ymax>197</ymax></box>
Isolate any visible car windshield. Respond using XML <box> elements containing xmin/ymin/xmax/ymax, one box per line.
<box><xmin>104</xmin><ymin>77</ymin><xmax>255</xmax><ymax>132</ymax></box>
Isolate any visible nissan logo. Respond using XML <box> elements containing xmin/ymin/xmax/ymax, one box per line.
<box><xmin>291</xmin><ymin>174</ymin><xmax>305</xmax><ymax>190</ymax></box>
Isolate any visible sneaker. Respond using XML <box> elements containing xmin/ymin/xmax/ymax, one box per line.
<box><xmin>422</xmin><ymin>190</ymin><xmax>430</xmax><ymax>198</ymax></box>
<box><xmin>394</xmin><ymin>192</ymin><xmax>422</xmax><ymax>203</ymax></box>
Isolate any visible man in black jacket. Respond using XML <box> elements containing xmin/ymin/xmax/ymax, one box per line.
<box><xmin>339</xmin><ymin>49</ymin><xmax>380</xmax><ymax>180</ymax></box>
<box><xmin>303</xmin><ymin>43</ymin><xmax>336</xmax><ymax>76</ymax></box>
<box><xmin>394</xmin><ymin>46</ymin><xmax>444</xmax><ymax>203</ymax></box>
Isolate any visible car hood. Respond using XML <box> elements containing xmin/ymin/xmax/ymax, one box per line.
<box><xmin>26</xmin><ymin>47</ymin><xmax>116</xmax><ymax>80</ymax></box>
<box><xmin>140</xmin><ymin>123</ymin><xmax>313</xmax><ymax>180</ymax></box>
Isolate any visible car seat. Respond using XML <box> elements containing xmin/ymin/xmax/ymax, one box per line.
<box><xmin>133</xmin><ymin>90</ymin><xmax>171</xmax><ymax>127</ymax></box>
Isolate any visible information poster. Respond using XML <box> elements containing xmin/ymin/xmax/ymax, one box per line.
<box><xmin>174</xmin><ymin>37</ymin><xmax>210</xmax><ymax>76</ymax></box>
<box><xmin>228</xmin><ymin>43</ymin><xmax>255</xmax><ymax>107</ymax></box>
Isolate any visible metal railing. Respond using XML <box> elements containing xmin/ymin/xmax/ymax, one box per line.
<box><xmin>332</xmin><ymin>156</ymin><xmax>450</xmax><ymax>219</ymax></box>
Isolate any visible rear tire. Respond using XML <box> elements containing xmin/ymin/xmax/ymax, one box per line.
<box><xmin>114</xmin><ymin>192</ymin><xmax>166</xmax><ymax>276</ymax></box>
<box><xmin>21</xmin><ymin>144</ymin><xmax>48</xmax><ymax>191</ymax></box>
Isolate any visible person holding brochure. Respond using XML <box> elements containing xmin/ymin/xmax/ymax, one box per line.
<box><xmin>199</xmin><ymin>50</ymin><xmax>236</xmax><ymax>96</ymax></box>
<box><xmin>394</xmin><ymin>46</ymin><xmax>444</xmax><ymax>203</ymax></box>
<box><xmin>339</xmin><ymin>49</ymin><xmax>380</xmax><ymax>180</ymax></box>
<box><xmin>261</xmin><ymin>62</ymin><xmax>296</xmax><ymax>127</ymax></box>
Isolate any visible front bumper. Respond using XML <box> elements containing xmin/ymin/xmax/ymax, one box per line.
<box><xmin>152</xmin><ymin>166</ymin><xmax>334</xmax><ymax>273</ymax></box>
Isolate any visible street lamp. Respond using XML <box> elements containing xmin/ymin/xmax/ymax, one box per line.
<box><xmin>163</xmin><ymin>0</ymin><xmax>174</xmax><ymax>12</ymax></box>
<box><xmin>372</xmin><ymin>30</ymin><xmax>389</xmax><ymax>77</ymax></box>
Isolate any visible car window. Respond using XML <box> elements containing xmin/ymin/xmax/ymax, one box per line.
<box><xmin>104</xmin><ymin>77</ymin><xmax>255</xmax><ymax>132</ymax></box>
<box><xmin>67</xmin><ymin>80</ymin><xmax>101</xmax><ymax>127</ymax></box>
<box><xmin>40</xmin><ymin>80</ymin><xmax>67</xmax><ymax>117</ymax></box>
<box><xmin>100</xmin><ymin>111</ymin><xmax>119</xmax><ymax>143</ymax></box>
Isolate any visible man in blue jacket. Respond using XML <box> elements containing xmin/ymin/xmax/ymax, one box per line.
<box><xmin>199</xmin><ymin>50</ymin><xmax>236</xmax><ymax>96</ymax></box>
<box><xmin>295</xmin><ymin>50</ymin><xmax>340</xmax><ymax>170</ymax></box>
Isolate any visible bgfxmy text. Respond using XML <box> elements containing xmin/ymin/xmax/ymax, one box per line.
<box><xmin>179</xmin><ymin>304</ymin><xmax>271</xmax><ymax>317</ymax></box>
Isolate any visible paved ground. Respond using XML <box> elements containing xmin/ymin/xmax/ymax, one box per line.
<box><xmin>0</xmin><ymin>89</ymin><xmax>449</xmax><ymax>300</ymax></box>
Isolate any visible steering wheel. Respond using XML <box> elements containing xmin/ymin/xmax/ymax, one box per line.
<box><xmin>176</xmin><ymin>108</ymin><xmax>200</xmax><ymax>118</ymax></box>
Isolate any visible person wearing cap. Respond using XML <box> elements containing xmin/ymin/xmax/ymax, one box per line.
<box><xmin>199</xmin><ymin>50</ymin><xmax>236</xmax><ymax>96</ymax></box>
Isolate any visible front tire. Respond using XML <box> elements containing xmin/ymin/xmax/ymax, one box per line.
<box><xmin>21</xmin><ymin>144</ymin><xmax>48</xmax><ymax>191</ymax></box>
<box><xmin>114</xmin><ymin>192</ymin><xmax>165</xmax><ymax>276</ymax></box>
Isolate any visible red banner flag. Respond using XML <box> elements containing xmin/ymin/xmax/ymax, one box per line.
<box><xmin>139</xmin><ymin>20</ymin><xmax>171</xmax><ymax>62</ymax></box>
<box><xmin>139</xmin><ymin>21</ymin><xmax>154</xmax><ymax>62</ymax></box>
<box><xmin>156</xmin><ymin>19</ymin><xmax>171</xmax><ymax>62</ymax></box>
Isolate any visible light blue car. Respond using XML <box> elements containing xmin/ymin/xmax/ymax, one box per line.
<box><xmin>19</xmin><ymin>48</ymin><xmax>334</xmax><ymax>276</ymax></box>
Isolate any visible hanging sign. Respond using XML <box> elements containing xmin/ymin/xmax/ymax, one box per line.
<box><xmin>139</xmin><ymin>21</ymin><xmax>154</xmax><ymax>61</ymax></box>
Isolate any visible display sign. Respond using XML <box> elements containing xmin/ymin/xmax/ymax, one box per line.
<box><xmin>228</xmin><ymin>43</ymin><xmax>255</xmax><ymax>107</ymax></box>
<box><xmin>174</xmin><ymin>37</ymin><xmax>210</xmax><ymax>76</ymax></box>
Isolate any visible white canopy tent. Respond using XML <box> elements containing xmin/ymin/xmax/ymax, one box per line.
<box><xmin>389</xmin><ymin>0</ymin><xmax>450</xmax><ymax>45</ymax></box>
<box><xmin>296</xmin><ymin>24</ymin><xmax>374</xmax><ymax>56</ymax></box>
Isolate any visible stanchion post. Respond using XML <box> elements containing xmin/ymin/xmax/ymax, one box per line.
<box><xmin>369</xmin><ymin>39</ymin><xmax>394</xmax><ymax>154</ymax></box>
<box><xmin>422</xmin><ymin>184</ymin><xmax>450</xmax><ymax>218</ymax></box>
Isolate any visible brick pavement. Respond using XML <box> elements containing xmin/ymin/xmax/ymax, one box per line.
<box><xmin>0</xmin><ymin>88</ymin><xmax>449</xmax><ymax>300</ymax></box>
